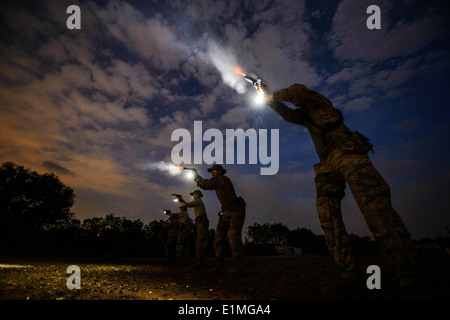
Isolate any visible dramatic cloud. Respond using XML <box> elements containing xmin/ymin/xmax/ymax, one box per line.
<box><xmin>324</xmin><ymin>0</ymin><xmax>450</xmax><ymax>114</ymax></box>
<box><xmin>0</xmin><ymin>0</ymin><xmax>449</xmax><ymax>239</ymax></box>
<box><xmin>328</xmin><ymin>0</ymin><xmax>439</xmax><ymax>62</ymax></box>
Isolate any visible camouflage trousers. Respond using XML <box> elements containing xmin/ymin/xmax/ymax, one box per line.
<box><xmin>176</xmin><ymin>223</ymin><xmax>191</xmax><ymax>258</ymax></box>
<box><xmin>214</xmin><ymin>208</ymin><xmax>245</xmax><ymax>258</ymax></box>
<box><xmin>314</xmin><ymin>146</ymin><xmax>420</xmax><ymax>285</ymax></box>
<box><xmin>195</xmin><ymin>214</ymin><xmax>209</xmax><ymax>258</ymax></box>
<box><xmin>165</xmin><ymin>225</ymin><xmax>178</xmax><ymax>258</ymax></box>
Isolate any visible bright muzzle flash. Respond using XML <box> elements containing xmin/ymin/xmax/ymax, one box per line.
<box><xmin>233</xmin><ymin>66</ymin><xmax>246</xmax><ymax>77</ymax></box>
<box><xmin>175</xmin><ymin>165</ymin><xmax>195</xmax><ymax>180</ymax></box>
<box><xmin>185</xmin><ymin>170</ymin><xmax>195</xmax><ymax>180</ymax></box>
<box><xmin>254</xmin><ymin>90</ymin><xmax>266</xmax><ymax>106</ymax></box>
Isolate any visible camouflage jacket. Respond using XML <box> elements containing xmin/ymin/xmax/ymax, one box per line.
<box><xmin>195</xmin><ymin>174</ymin><xmax>241</xmax><ymax>212</ymax></box>
<box><xmin>270</xmin><ymin>84</ymin><xmax>345</xmax><ymax>157</ymax></box>
<box><xmin>177</xmin><ymin>211</ymin><xmax>190</xmax><ymax>225</ymax></box>
<box><xmin>184</xmin><ymin>198</ymin><xmax>207</xmax><ymax>218</ymax></box>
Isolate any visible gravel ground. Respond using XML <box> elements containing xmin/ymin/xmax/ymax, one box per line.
<box><xmin>1</xmin><ymin>254</ymin><xmax>449</xmax><ymax>300</ymax></box>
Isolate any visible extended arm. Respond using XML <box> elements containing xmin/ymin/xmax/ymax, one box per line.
<box><xmin>269</xmin><ymin>101</ymin><xmax>305</xmax><ymax>125</ymax></box>
<box><xmin>183</xmin><ymin>199</ymin><xmax>202</xmax><ymax>208</ymax></box>
<box><xmin>195</xmin><ymin>176</ymin><xmax>221</xmax><ymax>190</ymax></box>
<box><xmin>272</xmin><ymin>84</ymin><xmax>333</xmax><ymax>109</ymax></box>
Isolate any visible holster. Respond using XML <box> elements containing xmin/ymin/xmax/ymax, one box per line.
<box><xmin>328</xmin><ymin>125</ymin><xmax>374</xmax><ymax>154</ymax></box>
<box><xmin>225</xmin><ymin>196</ymin><xmax>246</xmax><ymax>212</ymax></box>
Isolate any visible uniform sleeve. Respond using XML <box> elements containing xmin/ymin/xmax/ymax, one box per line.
<box><xmin>273</xmin><ymin>84</ymin><xmax>333</xmax><ymax>109</ymax></box>
<box><xmin>184</xmin><ymin>199</ymin><xmax>201</xmax><ymax>208</ymax></box>
<box><xmin>195</xmin><ymin>176</ymin><xmax>221</xmax><ymax>190</ymax></box>
<box><xmin>269</xmin><ymin>101</ymin><xmax>305</xmax><ymax>125</ymax></box>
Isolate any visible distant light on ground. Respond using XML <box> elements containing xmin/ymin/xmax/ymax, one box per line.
<box><xmin>0</xmin><ymin>264</ymin><xmax>32</xmax><ymax>268</ymax></box>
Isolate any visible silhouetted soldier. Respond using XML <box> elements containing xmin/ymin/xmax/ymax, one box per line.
<box><xmin>175</xmin><ymin>206</ymin><xmax>192</xmax><ymax>262</ymax></box>
<box><xmin>262</xmin><ymin>83</ymin><xmax>426</xmax><ymax>298</ymax></box>
<box><xmin>163</xmin><ymin>215</ymin><xmax>179</xmax><ymax>261</ymax></box>
<box><xmin>179</xmin><ymin>190</ymin><xmax>209</xmax><ymax>268</ymax></box>
<box><xmin>193</xmin><ymin>164</ymin><xmax>246</xmax><ymax>273</ymax></box>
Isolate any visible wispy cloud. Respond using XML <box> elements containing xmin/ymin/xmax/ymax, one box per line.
<box><xmin>0</xmin><ymin>0</ymin><xmax>449</xmax><ymax>238</ymax></box>
<box><xmin>328</xmin><ymin>0</ymin><xmax>440</xmax><ymax>62</ymax></box>
<box><xmin>390</xmin><ymin>119</ymin><xmax>420</xmax><ymax>131</ymax></box>
<box><xmin>324</xmin><ymin>0</ymin><xmax>448</xmax><ymax>114</ymax></box>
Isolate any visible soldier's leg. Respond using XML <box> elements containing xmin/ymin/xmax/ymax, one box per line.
<box><xmin>226</xmin><ymin>208</ymin><xmax>245</xmax><ymax>273</ymax></box>
<box><xmin>164</xmin><ymin>242</ymin><xmax>170</xmax><ymax>258</ymax></box>
<box><xmin>207</xmin><ymin>214</ymin><xmax>229</xmax><ymax>273</ymax></box>
<box><xmin>335</xmin><ymin>152</ymin><xmax>421</xmax><ymax>286</ymax></box>
<box><xmin>176</xmin><ymin>225</ymin><xmax>183</xmax><ymax>258</ymax></box>
<box><xmin>314</xmin><ymin>163</ymin><xmax>360</xmax><ymax>280</ymax></box>
<box><xmin>165</xmin><ymin>236</ymin><xmax>176</xmax><ymax>259</ymax></box>
<box><xmin>196</xmin><ymin>216</ymin><xmax>209</xmax><ymax>258</ymax></box>
<box><xmin>228</xmin><ymin>209</ymin><xmax>246</xmax><ymax>258</ymax></box>
<box><xmin>214</xmin><ymin>212</ymin><xmax>230</xmax><ymax>258</ymax></box>
<box><xmin>177</xmin><ymin>224</ymin><xmax>189</xmax><ymax>258</ymax></box>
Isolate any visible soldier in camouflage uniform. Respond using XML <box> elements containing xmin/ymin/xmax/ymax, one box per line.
<box><xmin>194</xmin><ymin>164</ymin><xmax>246</xmax><ymax>273</ymax></box>
<box><xmin>179</xmin><ymin>190</ymin><xmax>209</xmax><ymax>268</ymax></box>
<box><xmin>264</xmin><ymin>84</ymin><xmax>425</xmax><ymax>297</ymax></box>
<box><xmin>175</xmin><ymin>206</ymin><xmax>192</xmax><ymax>262</ymax></box>
<box><xmin>163</xmin><ymin>215</ymin><xmax>179</xmax><ymax>261</ymax></box>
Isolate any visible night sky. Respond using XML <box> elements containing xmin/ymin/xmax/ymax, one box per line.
<box><xmin>1</xmin><ymin>0</ymin><xmax>449</xmax><ymax>240</ymax></box>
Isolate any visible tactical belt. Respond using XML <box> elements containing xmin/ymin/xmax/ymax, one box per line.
<box><xmin>224</xmin><ymin>196</ymin><xmax>246</xmax><ymax>211</ymax></box>
<box><xmin>319</xmin><ymin>141</ymin><xmax>339</xmax><ymax>162</ymax></box>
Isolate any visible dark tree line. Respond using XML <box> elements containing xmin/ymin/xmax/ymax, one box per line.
<box><xmin>0</xmin><ymin>162</ymin><xmax>390</xmax><ymax>258</ymax></box>
<box><xmin>245</xmin><ymin>222</ymin><xmax>415</xmax><ymax>255</ymax></box>
<box><xmin>0</xmin><ymin>162</ymin><xmax>76</xmax><ymax>253</ymax></box>
<box><xmin>0</xmin><ymin>162</ymin><xmax>212</xmax><ymax>257</ymax></box>
<box><xmin>245</xmin><ymin>222</ymin><xmax>328</xmax><ymax>255</ymax></box>
<box><xmin>2</xmin><ymin>162</ymin><xmax>447</xmax><ymax>258</ymax></box>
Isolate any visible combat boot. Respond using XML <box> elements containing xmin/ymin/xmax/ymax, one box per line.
<box><xmin>227</xmin><ymin>256</ymin><xmax>243</xmax><ymax>274</ymax></box>
<box><xmin>206</xmin><ymin>257</ymin><xmax>226</xmax><ymax>274</ymax></box>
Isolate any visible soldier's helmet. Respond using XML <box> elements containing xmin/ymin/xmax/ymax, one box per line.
<box><xmin>207</xmin><ymin>164</ymin><xmax>226</xmax><ymax>174</ymax></box>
